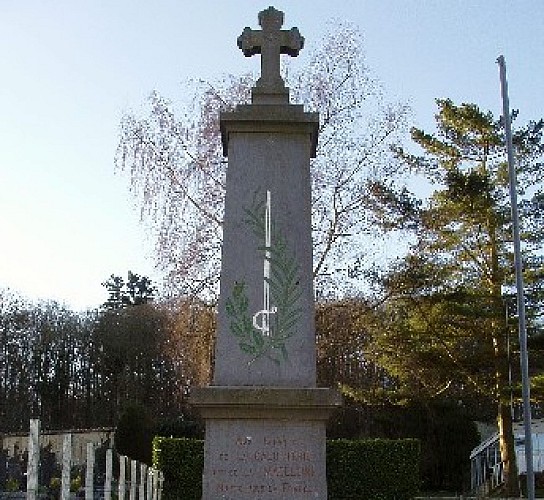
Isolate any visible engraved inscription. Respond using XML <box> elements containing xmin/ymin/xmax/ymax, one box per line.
<box><xmin>211</xmin><ymin>434</ymin><xmax>319</xmax><ymax>496</ymax></box>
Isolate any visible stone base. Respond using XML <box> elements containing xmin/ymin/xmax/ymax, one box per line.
<box><xmin>191</xmin><ymin>387</ymin><xmax>342</xmax><ymax>500</ymax></box>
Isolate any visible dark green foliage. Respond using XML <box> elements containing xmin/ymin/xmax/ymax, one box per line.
<box><xmin>39</xmin><ymin>444</ymin><xmax>61</xmax><ymax>493</ymax></box>
<box><xmin>395</xmin><ymin>402</ymin><xmax>479</xmax><ymax>493</ymax></box>
<box><xmin>0</xmin><ymin>449</ymin><xmax>7</xmax><ymax>490</ymax></box>
<box><xmin>327</xmin><ymin>439</ymin><xmax>420</xmax><ymax>500</ymax></box>
<box><xmin>115</xmin><ymin>401</ymin><xmax>155</xmax><ymax>465</ymax></box>
<box><xmin>367</xmin><ymin>180</ymin><xmax>422</xmax><ymax>230</ymax></box>
<box><xmin>94</xmin><ymin>302</ymin><xmax>180</xmax><ymax>425</ymax></box>
<box><xmin>153</xmin><ymin>437</ymin><xmax>420</xmax><ymax>500</ymax></box>
<box><xmin>102</xmin><ymin>271</ymin><xmax>155</xmax><ymax>310</ymax></box>
<box><xmin>368</xmin><ymin>98</ymin><xmax>544</xmax><ymax>496</ymax></box>
<box><xmin>419</xmin><ymin>404</ymin><xmax>480</xmax><ymax>493</ymax></box>
<box><xmin>94</xmin><ymin>438</ymin><xmax>118</xmax><ymax>488</ymax></box>
<box><xmin>328</xmin><ymin>398</ymin><xmax>480</xmax><ymax>492</ymax></box>
<box><xmin>155</xmin><ymin>413</ymin><xmax>205</xmax><ymax>439</ymax></box>
<box><xmin>153</xmin><ymin>437</ymin><xmax>204</xmax><ymax>500</ymax></box>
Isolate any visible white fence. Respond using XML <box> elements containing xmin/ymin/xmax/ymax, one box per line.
<box><xmin>2</xmin><ymin>419</ymin><xmax>163</xmax><ymax>500</ymax></box>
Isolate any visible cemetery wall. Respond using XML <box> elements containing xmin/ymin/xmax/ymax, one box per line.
<box><xmin>1</xmin><ymin>428</ymin><xmax>114</xmax><ymax>465</ymax></box>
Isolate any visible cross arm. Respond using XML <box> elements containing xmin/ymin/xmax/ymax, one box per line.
<box><xmin>237</xmin><ymin>27</ymin><xmax>304</xmax><ymax>58</ymax></box>
<box><xmin>280</xmin><ymin>28</ymin><xmax>304</xmax><ymax>57</ymax></box>
<box><xmin>238</xmin><ymin>28</ymin><xmax>262</xmax><ymax>57</ymax></box>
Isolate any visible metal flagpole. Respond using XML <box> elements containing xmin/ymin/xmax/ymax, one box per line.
<box><xmin>497</xmin><ymin>54</ymin><xmax>534</xmax><ymax>500</ymax></box>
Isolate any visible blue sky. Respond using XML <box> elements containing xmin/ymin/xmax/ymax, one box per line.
<box><xmin>1</xmin><ymin>1</ymin><xmax>542</xmax><ymax>310</ymax></box>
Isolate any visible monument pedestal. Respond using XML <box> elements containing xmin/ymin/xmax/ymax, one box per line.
<box><xmin>192</xmin><ymin>387</ymin><xmax>341</xmax><ymax>499</ymax></box>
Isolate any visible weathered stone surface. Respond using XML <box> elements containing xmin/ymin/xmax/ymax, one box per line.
<box><xmin>192</xmin><ymin>7</ymin><xmax>342</xmax><ymax>499</ymax></box>
<box><xmin>237</xmin><ymin>6</ymin><xmax>304</xmax><ymax>104</ymax></box>
<box><xmin>202</xmin><ymin>420</ymin><xmax>327</xmax><ymax>499</ymax></box>
<box><xmin>192</xmin><ymin>387</ymin><xmax>340</xmax><ymax>498</ymax></box>
<box><xmin>220</xmin><ymin>104</ymin><xmax>319</xmax><ymax>157</ymax></box>
<box><xmin>192</xmin><ymin>386</ymin><xmax>341</xmax><ymax>420</ymax></box>
<box><xmin>214</xmin><ymin>110</ymin><xmax>319</xmax><ymax>387</ymax></box>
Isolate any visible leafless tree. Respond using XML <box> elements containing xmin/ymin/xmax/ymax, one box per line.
<box><xmin>116</xmin><ymin>23</ymin><xmax>409</xmax><ymax>301</ymax></box>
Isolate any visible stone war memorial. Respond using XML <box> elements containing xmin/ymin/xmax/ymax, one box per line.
<box><xmin>191</xmin><ymin>6</ymin><xmax>342</xmax><ymax>499</ymax></box>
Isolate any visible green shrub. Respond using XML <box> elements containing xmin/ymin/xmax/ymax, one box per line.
<box><xmin>328</xmin><ymin>398</ymin><xmax>480</xmax><ymax>492</ymax></box>
<box><xmin>5</xmin><ymin>477</ymin><xmax>19</xmax><ymax>492</ymax></box>
<box><xmin>153</xmin><ymin>437</ymin><xmax>204</xmax><ymax>500</ymax></box>
<box><xmin>153</xmin><ymin>436</ymin><xmax>419</xmax><ymax>500</ymax></box>
<box><xmin>70</xmin><ymin>475</ymin><xmax>81</xmax><ymax>492</ymax></box>
<box><xmin>116</xmin><ymin>400</ymin><xmax>155</xmax><ymax>465</ymax></box>
<box><xmin>49</xmin><ymin>476</ymin><xmax>61</xmax><ymax>496</ymax></box>
<box><xmin>327</xmin><ymin>438</ymin><xmax>420</xmax><ymax>499</ymax></box>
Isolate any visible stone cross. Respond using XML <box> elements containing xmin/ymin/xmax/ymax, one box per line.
<box><xmin>237</xmin><ymin>6</ymin><xmax>303</xmax><ymax>92</ymax></box>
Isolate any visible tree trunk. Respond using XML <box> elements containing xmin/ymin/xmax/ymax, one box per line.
<box><xmin>492</xmin><ymin>312</ymin><xmax>520</xmax><ymax>496</ymax></box>
<box><xmin>498</xmin><ymin>401</ymin><xmax>520</xmax><ymax>496</ymax></box>
<box><xmin>488</xmin><ymin>204</ymin><xmax>520</xmax><ymax>496</ymax></box>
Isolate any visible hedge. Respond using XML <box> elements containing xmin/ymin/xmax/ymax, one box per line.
<box><xmin>153</xmin><ymin>436</ymin><xmax>420</xmax><ymax>499</ymax></box>
<box><xmin>327</xmin><ymin>438</ymin><xmax>420</xmax><ymax>499</ymax></box>
<box><xmin>153</xmin><ymin>437</ymin><xmax>204</xmax><ymax>500</ymax></box>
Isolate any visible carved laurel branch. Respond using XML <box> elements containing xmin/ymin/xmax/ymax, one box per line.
<box><xmin>225</xmin><ymin>190</ymin><xmax>302</xmax><ymax>364</ymax></box>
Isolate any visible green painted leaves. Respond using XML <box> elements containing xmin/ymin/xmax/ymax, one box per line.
<box><xmin>225</xmin><ymin>190</ymin><xmax>302</xmax><ymax>364</ymax></box>
<box><xmin>225</xmin><ymin>281</ymin><xmax>258</xmax><ymax>355</ymax></box>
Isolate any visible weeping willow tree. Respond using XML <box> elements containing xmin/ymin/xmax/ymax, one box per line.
<box><xmin>115</xmin><ymin>23</ymin><xmax>409</xmax><ymax>302</ymax></box>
